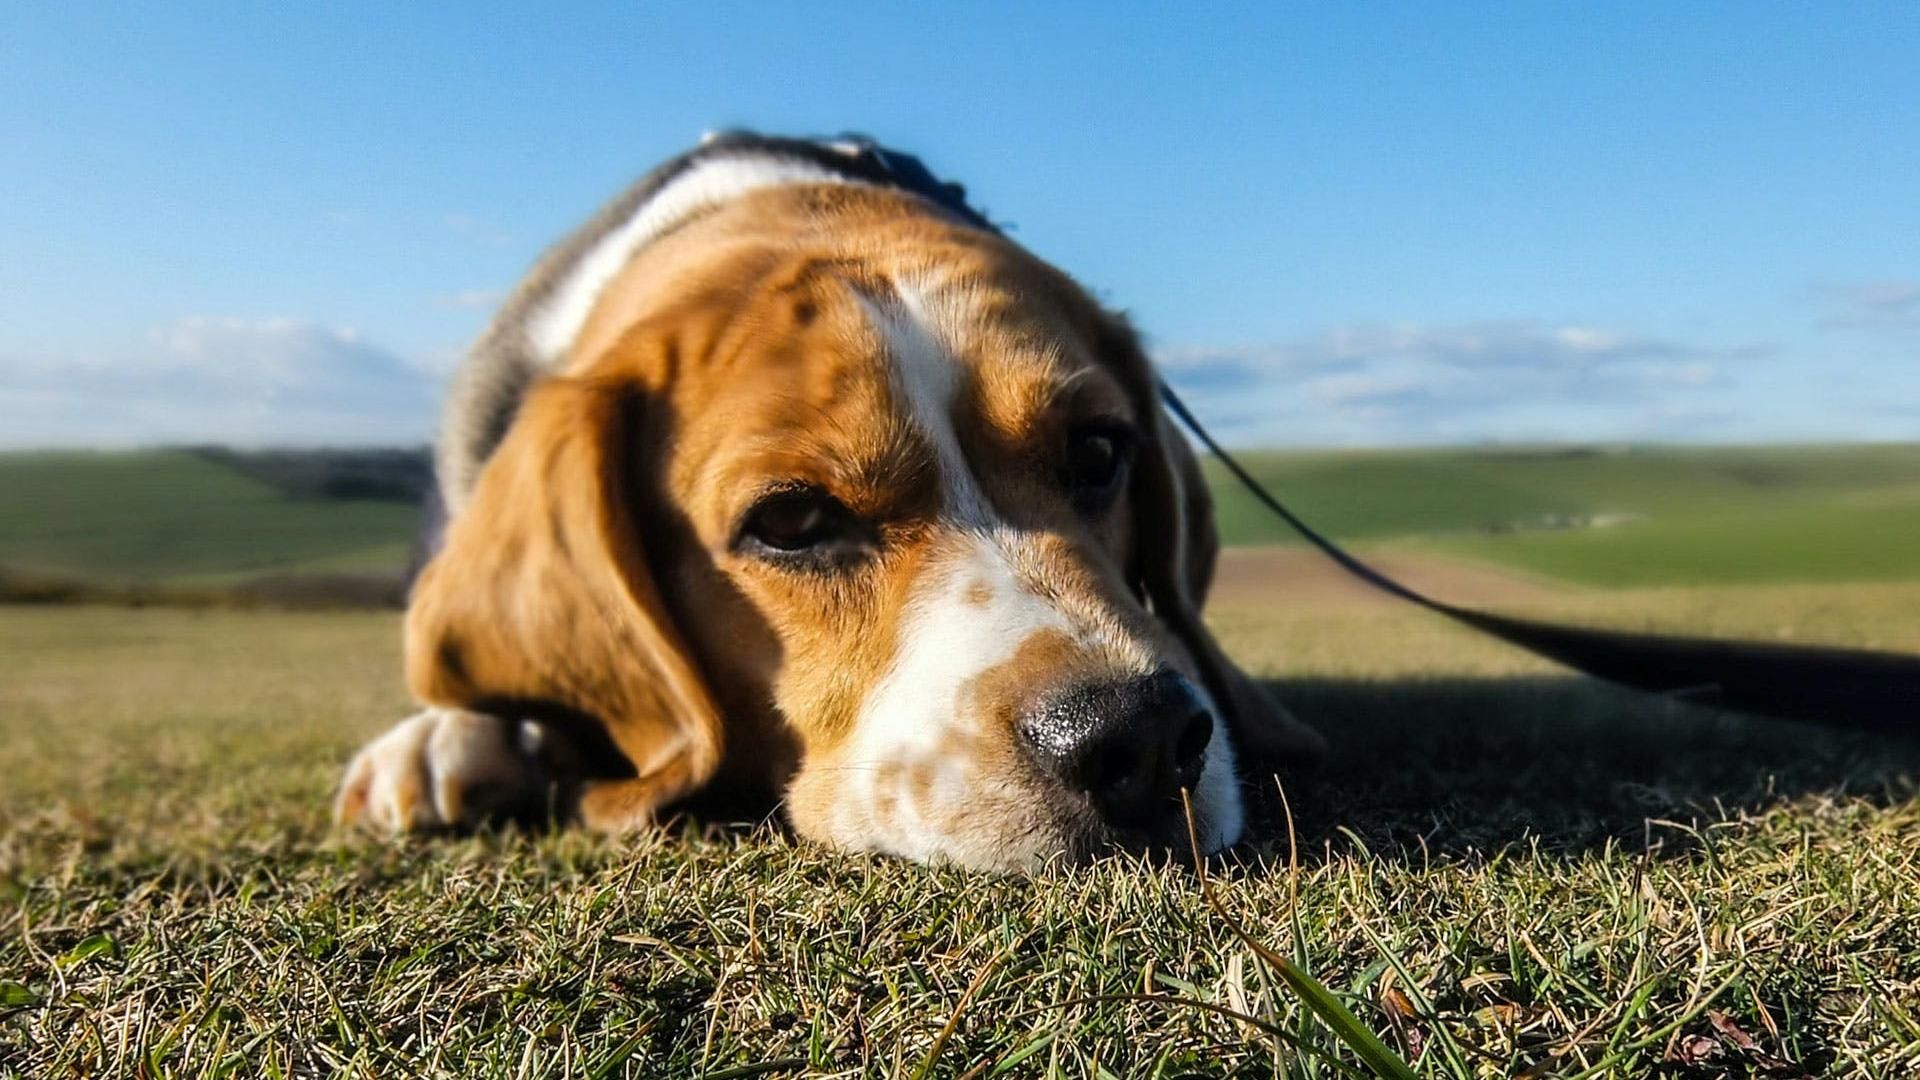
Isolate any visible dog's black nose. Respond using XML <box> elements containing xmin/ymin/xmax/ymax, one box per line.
<box><xmin>1019</xmin><ymin>671</ymin><xmax>1214</xmax><ymax>828</ymax></box>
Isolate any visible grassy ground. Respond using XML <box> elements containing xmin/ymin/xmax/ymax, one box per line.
<box><xmin>5</xmin><ymin>579</ymin><xmax>1918</xmax><ymax>1077</ymax></box>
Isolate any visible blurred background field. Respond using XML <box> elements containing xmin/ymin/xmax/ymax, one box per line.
<box><xmin>0</xmin><ymin>448</ymin><xmax>424</xmax><ymax>605</ymax></box>
<box><xmin>4</xmin><ymin>441</ymin><xmax>1917</xmax><ymax>604</ymax></box>
<box><xmin>1207</xmin><ymin>443</ymin><xmax>1920</xmax><ymax>586</ymax></box>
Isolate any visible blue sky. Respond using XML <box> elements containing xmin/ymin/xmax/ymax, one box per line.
<box><xmin>2</xmin><ymin>3</ymin><xmax>1916</xmax><ymax>447</ymax></box>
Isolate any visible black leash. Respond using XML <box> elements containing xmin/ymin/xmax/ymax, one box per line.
<box><xmin>1160</xmin><ymin>383</ymin><xmax>1920</xmax><ymax>732</ymax></box>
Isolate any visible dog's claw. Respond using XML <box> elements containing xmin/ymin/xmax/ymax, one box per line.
<box><xmin>333</xmin><ymin>709</ymin><xmax>539</xmax><ymax>832</ymax></box>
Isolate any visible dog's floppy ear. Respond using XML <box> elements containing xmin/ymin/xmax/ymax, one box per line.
<box><xmin>1101</xmin><ymin>315</ymin><xmax>1327</xmax><ymax>763</ymax></box>
<box><xmin>404</xmin><ymin>372</ymin><xmax>724</xmax><ymax>821</ymax></box>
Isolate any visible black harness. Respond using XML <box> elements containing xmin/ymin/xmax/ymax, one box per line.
<box><xmin>839</xmin><ymin>132</ymin><xmax>1920</xmax><ymax>731</ymax></box>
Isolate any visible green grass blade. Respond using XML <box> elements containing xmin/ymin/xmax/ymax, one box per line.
<box><xmin>1183</xmin><ymin>794</ymin><xmax>1419</xmax><ymax>1080</ymax></box>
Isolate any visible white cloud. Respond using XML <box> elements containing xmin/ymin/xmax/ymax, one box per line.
<box><xmin>1158</xmin><ymin>320</ymin><xmax>1716</xmax><ymax>381</ymax></box>
<box><xmin>1305</xmin><ymin>371</ymin><xmax>1433</xmax><ymax>410</ymax></box>
<box><xmin>0</xmin><ymin>317</ymin><xmax>439</xmax><ymax>448</ymax></box>
<box><xmin>1156</xmin><ymin>320</ymin><xmax>1756</xmax><ymax>445</ymax></box>
<box><xmin>1817</xmin><ymin>279</ymin><xmax>1920</xmax><ymax>331</ymax></box>
<box><xmin>0</xmin><ymin>311</ymin><xmax>1887</xmax><ymax>450</ymax></box>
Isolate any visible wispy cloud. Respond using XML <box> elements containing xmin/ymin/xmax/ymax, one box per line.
<box><xmin>1156</xmin><ymin>320</ymin><xmax>1758</xmax><ymax>445</ymax></box>
<box><xmin>1816</xmin><ymin>279</ymin><xmax>1920</xmax><ymax>331</ymax></box>
<box><xmin>433</xmin><ymin>289</ymin><xmax>505</xmax><ymax>311</ymax></box>
<box><xmin>0</xmin><ymin>317</ymin><xmax>438</xmax><ymax>448</ymax></box>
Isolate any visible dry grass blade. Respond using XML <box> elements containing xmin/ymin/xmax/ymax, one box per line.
<box><xmin>909</xmin><ymin>945</ymin><xmax>1012</xmax><ymax>1080</ymax></box>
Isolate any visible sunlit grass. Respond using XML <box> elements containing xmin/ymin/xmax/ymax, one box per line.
<box><xmin>4</xmin><ymin>587</ymin><xmax>1917</xmax><ymax>1076</ymax></box>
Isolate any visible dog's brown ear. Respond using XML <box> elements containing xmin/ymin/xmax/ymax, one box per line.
<box><xmin>1101</xmin><ymin>315</ymin><xmax>1327</xmax><ymax>763</ymax></box>
<box><xmin>404</xmin><ymin>373</ymin><xmax>724</xmax><ymax>824</ymax></box>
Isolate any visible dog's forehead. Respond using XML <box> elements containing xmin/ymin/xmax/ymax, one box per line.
<box><xmin>678</xmin><ymin>242</ymin><xmax>1134</xmax><ymax>505</ymax></box>
<box><xmin>860</xmin><ymin>271</ymin><xmax>1121</xmax><ymax>428</ymax></box>
<box><xmin>575</xmin><ymin>184</ymin><xmax>1135</xmax><ymax>426</ymax></box>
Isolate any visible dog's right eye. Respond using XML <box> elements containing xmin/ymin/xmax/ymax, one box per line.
<box><xmin>734</xmin><ymin>488</ymin><xmax>871</xmax><ymax>567</ymax></box>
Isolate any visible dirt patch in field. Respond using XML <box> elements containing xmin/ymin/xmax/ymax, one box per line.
<box><xmin>1206</xmin><ymin>546</ymin><xmax>1571</xmax><ymax>612</ymax></box>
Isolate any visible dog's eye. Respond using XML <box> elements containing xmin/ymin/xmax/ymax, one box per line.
<box><xmin>736</xmin><ymin>488</ymin><xmax>870</xmax><ymax>565</ymax></box>
<box><xmin>1064</xmin><ymin>423</ymin><xmax>1136</xmax><ymax>510</ymax></box>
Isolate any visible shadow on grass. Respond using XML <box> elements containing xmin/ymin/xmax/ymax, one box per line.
<box><xmin>1239</xmin><ymin>675</ymin><xmax>1920</xmax><ymax>864</ymax></box>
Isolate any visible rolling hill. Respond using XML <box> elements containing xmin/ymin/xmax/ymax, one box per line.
<box><xmin>0</xmin><ymin>449</ymin><xmax>420</xmax><ymax>585</ymax></box>
<box><xmin>1</xmin><ymin>443</ymin><xmax>1916</xmax><ymax>595</ymax></box>
<box><xmin>1203</xmin><ymin>443</ymin><xmax>1920</xmax><ymax>586</ymax></box>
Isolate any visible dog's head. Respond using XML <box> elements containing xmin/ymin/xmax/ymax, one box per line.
<box><xmin>406</xmin><ymin>185</ymin><xmax>1321</xmax><ymax>869</ymax></box>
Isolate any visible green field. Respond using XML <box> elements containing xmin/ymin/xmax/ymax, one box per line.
<box><xmin>0</xmin><ymin>450</ymin><xmax>417</xmax><ymax>586</ymax></box>
<box><xmin>3</xmin><ymin>444</ymin><xmax>1916</xmax><ymax>595</ymax></box>
<box><xmin>1205</xmin><ymin>443</ymin><xmax>1920</xmax><ymax>587</ymax></box>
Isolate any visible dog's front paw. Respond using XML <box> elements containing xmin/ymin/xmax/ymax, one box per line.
<box><xmin>333</xmin><ymin>708</ymin><xmax>542</xmax><ymax>832</ymax></box>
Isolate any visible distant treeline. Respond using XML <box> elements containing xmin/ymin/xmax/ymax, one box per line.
<box><xmin>189</xmin><ymin>445</ymin><xmax>434</xmax><ymax>503</ymax></box>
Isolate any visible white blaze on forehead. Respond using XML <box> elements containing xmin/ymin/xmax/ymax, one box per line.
<box><xmin>857</xmin><ymin>279</ymin><xmax>995</xmax><ymax>525</ymax></box>
<box><xmin>527</xmin><ymin>155</ymin><xmax>860</xmax><ymax>362</ymax></box>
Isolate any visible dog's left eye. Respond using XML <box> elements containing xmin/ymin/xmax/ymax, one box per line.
<box><xmin>735</xmin><ymin>488</ymin><xmax>870</xmax><ymax>566</ymax></box>
<box><xmin>1064</xmin><ymin>423</ymin><xmax>1135</xmax><ymax>510</ymax></box>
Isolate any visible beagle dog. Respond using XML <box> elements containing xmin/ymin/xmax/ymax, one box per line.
<box><xmin>335</xmin><ymin>134</ymin><xmax>1323</xmax><ymax>870</ymax></box>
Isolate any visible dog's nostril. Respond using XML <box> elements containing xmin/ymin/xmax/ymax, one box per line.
<box><xmin>1174</xmin><ymin>712</ymin><xmax>1212</xmax><ymax>773</ymax></box>
<box><xmin>1020</xmin><ymin>671</ymin><xmax>1215</xmax><ymax>828</ymax></box>
<box><xmin>1079</xmin><ymin>744</ymin><xmax>1136</xmax><ymax>794</ymax></box>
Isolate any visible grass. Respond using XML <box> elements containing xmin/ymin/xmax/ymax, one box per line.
<box><xmin>1424</xmin><ymin>501</ymin><xmax>1920</xmax><ymax>588</ymax></box>
<box><xmin>5</xmin><ymin>582</ymin><xmax>1919</xmax><ymax>1077</ymax></box>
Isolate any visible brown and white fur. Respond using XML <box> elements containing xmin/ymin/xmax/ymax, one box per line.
<box><xmin>335</xmin><ymin>141</ymin><xmax>1323</xmax><ymax>870</ymax></box>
